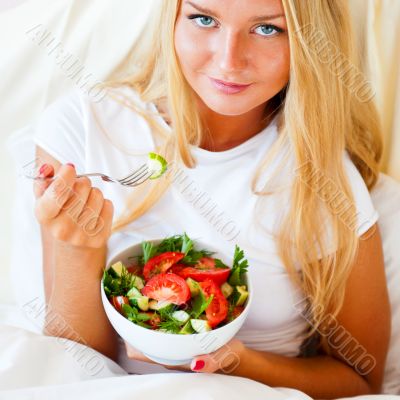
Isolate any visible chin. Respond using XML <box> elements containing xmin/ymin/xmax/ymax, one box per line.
<box><xmin>197</xmin><ymin>92</ymin><xmax>257</xmax><ymax>116</ymax></box>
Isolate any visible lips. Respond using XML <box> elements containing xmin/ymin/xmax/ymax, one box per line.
<box><xmin>209</xmin><ymin>77</ymin><xmax>252</xmax><ymax>95</ymax></box>
<box><xmin>211</xmin><ymin>78</ymin><xmax>251</xmax><ymax>88</ymax></box>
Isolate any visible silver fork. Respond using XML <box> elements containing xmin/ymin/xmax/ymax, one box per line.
<box><xmin>26</xmin><ymin>163</ymin><xmax>154</xmax><ymax>187</ymax></box>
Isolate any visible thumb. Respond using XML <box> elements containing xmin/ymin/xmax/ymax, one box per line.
<box><xmin>33</xmin><ymin>163</ymin><xmax>55</xmax><ymax>198</ymax></box>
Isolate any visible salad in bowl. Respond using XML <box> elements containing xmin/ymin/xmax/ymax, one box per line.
<box><xmin>101</xmin><ymin>233</ymin><xmax>252</xmax><ymax>365</ymax></box>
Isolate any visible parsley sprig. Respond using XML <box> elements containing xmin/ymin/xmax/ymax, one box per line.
<box><xmin>103</xmin><ymin>266</ymin><xmax>137</xmax><ymax>297</ymax></box>
<box><xmin>228</xmin><ymin>245</ymin><xmax>249</xmax><ymax>286</ymax></box>
<box><xmin>191</xmin><ymin>290</ymin><xmax>214</xmax><ymax>319</ymax></box>
<box><xmin>121</xmin><ymin>304</ymin><xmax>151</xmax><ymax>328</ymax></box>
<box><xmin>137</xmin><ymin>233</ymin><xmax>215</xmax><ymax>266</ymax></box>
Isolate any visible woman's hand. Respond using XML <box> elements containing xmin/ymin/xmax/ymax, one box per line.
<box><xmin>34</xmin><ymin>163</ymin><xmax>114</xmax><ymax>249</ymax></box>
<box><xmin>33</xmin><ymin>159</ymin><xmax>119</xmax><ymax>361</ymax></box>
<box><xmin>125</xmin><ymin>338</ymin><xmax>246</xmax><ymax>373</ymax></box>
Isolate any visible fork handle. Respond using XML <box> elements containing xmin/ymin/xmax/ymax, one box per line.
<box><xmin>76</xmin><ymin>173</ymin><xmax>104</xmax><ymax>178</ymax></box>
<box><xmin>27</xmin><ymin>173</ymin><xmax>107</xmax><ymax>181</ymax></box>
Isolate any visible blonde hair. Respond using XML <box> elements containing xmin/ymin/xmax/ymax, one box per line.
<box><xmin>102</xmin><ymin>0</ymin><xmax>383</xmax><ymax>354</ymax></box>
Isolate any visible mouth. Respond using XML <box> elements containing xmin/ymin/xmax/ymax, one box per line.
<box><xmin>209</xmin><ymin>77</ymin><xmax>252</xmax><ymax>94</ymax></box>
<box><xmin>210</xmin><ymin>77</ymin><xmax>252</xmax><ymax>88</ymax></box>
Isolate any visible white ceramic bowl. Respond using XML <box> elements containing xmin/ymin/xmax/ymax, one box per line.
<box><xmin>101</xmin><ymin>238</ymin><xmax>252</xmax><ymax>365</ymax></box>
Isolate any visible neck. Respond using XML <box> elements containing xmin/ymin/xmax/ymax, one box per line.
<box><xmin>154</xmin><ymin>97</ymin><xmax>276</xmax><ymax>152</ymax></box>
<box><xmin>197</xmin><ymin>100</ymin><xmax>274</xmax><ymax>152</ymax></box>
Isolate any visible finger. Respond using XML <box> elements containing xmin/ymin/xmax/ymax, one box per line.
<box><xmin>33</xmin><ymin>164</ymin><xmax>55</xmax><ymax>198</ymax></box>
<box><xmin>124</xmin><ymin>342</ymin><xmax>156</xmax><ymax>363</ymax></box>
<box><xmin>78</xmin><ymin>188</ymin><xmax>105</xmax><ymax>237</ymax></box>
<box><xmin>190</xmin><ymin>356</ymin><xmax>216</xmax><ymax>373</ymax></box>
<box><xmin>36</xmin><ymin>164</ymin><xmax>77</xmax><ymax>221</ymax></box>
<box><xmin>60</xmin><ymin>177</ymin><xmax>92</xmax><ymax>220</ymax></box>
<box><xmin>94</xmin><ymin>199</ymin><xmax>114</xmax><ymax>237</ymax></box>
<box><xmin>191</xmin><ymin>340</ymin><xmax>243</xmax><ymax>373</ymax></box>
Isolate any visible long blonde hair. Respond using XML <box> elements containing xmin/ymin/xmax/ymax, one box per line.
<box><xmin>102</xmin><ymin>0</ymin><xmax>383</xmax><ymax>354</ymax></box>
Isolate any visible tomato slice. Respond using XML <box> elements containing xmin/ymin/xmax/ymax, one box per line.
<box><xmin>178</xmin><ymin>267</ymin><xmax>231</xmax><ymax>286</ymax></box>
<box><xmin>127</xmin><ymin>264</ymin><xmax>142</xmax><ymax>276</ymax></box>
<box><xmin>111</xmin><ymin>296</ymin><xmax>129</xmax><ymax>314</ymax></box>
<box><xmin>175</xmin><ymin>257</ymin><xmax>231</xmax><ymax>285</ymax></box>
<box><xmin>143</xmin><ymin>252</ymin><xmax>185</xmax><ymax>280</ymax></box>
<box><xmin>142</xmin><ymin>273</ymin><xmax>191</xmax><ymax>305</ymax></box>
<box><xmin>168</xmin><ymin>264</ymin><xmax>186</xmax><ymax>275</ymax></box>
<box><xmin>199</xmin><ymin>280</ymin><xmax>228</xmax><ymax>328</ymax></box>
<box><xmin>196</xmin><ymin>257</ymin><xmax>216</xmax><ymax>269</ymax></box>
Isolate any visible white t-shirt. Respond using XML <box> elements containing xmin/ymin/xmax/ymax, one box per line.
<box><xmin>33</xmin><ymin>86</ymin><xmax>379</xmax><ymax>374</ymax></box>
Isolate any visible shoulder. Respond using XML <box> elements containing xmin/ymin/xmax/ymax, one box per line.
<box><xmin>83</xmin><ymin>85</ymin><xmax>151</xmax><ymax>118</ymax></box>
<box><xmin>36</xmin><ymin>85</ymin><xmax>149</xmax><ymax>124</ymax></box>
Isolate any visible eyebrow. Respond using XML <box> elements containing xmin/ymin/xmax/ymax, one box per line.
<box><xmin>185</xmin><ymin>1</ymin><xmax>285</xmax><ymax>22</ymax></box>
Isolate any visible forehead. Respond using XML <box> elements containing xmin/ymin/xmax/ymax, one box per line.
<box><xmin>181</xmin><ymin>0</ymin><xmax>285</xmax><ymax>19</ymax></box>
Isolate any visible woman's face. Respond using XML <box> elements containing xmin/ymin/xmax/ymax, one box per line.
<box><xmin>174</xmin><ymin>0</ymin><xmax>290</xmax><ymax>116</ymax></box>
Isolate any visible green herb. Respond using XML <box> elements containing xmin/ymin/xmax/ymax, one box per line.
<box><xmin>158</xmin><ymin>318</ymin><xmax>182</xmax><ymax>334</ymax></box>
<box><xmin>103</xmin><ymin>266</ymin><xmax>138</xmax><ymax>296</ymax></box>
<box><xmin>155</xmin><ymin>234</ymin><xmax>185</xmax><ymax>253</ymax></box>
<box><xmin>122</xmin><ymin>304</ymin><xmax>152</xmax><ymax>328</ymax></box>
<box><xmin>156</xmin><ymin>304</ymin><xmax>182</xmax><ymax>334</ymax></box>
<box><xmin>180</xmin><ymin>232</ymin><xmax>193</xmax><ymax>255</ymax></box>
<box><xmin>228</xmin><ymin>245</ymin><xmax>249</xmax><ymax>286</ymax></box>
<box><xmin>214</xmin><ymin>258</ymin><xmax>228</xmax><ymax>269</ymax></box>
<box><xmin>143</xmin><ymin>233</ymin><xmax>214</xmax><ymax>266</ymax></box>
<box><xmin>191</xmin><ymin>289</ymin><xmax>214</xmax><ymax>319</ymax></box>
<box><xmin>226</xmin><ymin>301</ymin><xmax>236</xmax><ymax>322</ymax></box>
<box><xmin>142</xmin><ymin>241</ymin><xmax>157</xmax><ymax>265</ymax></box>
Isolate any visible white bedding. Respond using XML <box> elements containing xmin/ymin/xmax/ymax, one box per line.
<box><xmin>0</xmin><ymin>307</ymin><xmax>398</xmax><ymax>400</ymax></box>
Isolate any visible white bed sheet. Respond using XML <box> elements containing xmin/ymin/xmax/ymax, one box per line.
<box><xmin>0</xmin><ymin>307</ymin><xmax>398</xmax><ymax>400</ymax></box>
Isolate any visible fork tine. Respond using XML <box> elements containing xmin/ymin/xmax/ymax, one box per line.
<box><xmin>118</xmin><ymin>164</ymin><xmax>148</xmax><ymax>184</ymax></box>
<box><xmin>121</xmin><ymin>168</ymin><xmax>151</xmax><ymax>186</ymax></box>
<box><xmin>123</xmin><ymin>171</ymin><xmax>154</xmax><ymax>187</ymax></box>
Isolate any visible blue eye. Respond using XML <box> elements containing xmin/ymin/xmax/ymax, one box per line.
<box><xmin>255</xmin><ymin>24</ymin><xmax>282</xmax><ymax>37</ymax></box>
<box><xmin>188</xmin><ymin>14</ymin><xmax>217</xmax><ymax>28</ymax></box>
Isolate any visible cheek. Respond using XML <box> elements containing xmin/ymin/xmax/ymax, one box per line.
<box><xmin>174</xmin><ymin>22</ymin><xmax>206</xmax><ymax>72</ymax></box>
<box><xmin>257</xmin><ymin>42</ymin><xmax>290</xmax><ymax>86</ymax></box>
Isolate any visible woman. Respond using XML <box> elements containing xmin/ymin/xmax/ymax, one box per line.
<box><xmin>33</xmin><ymin>0</ymin><xmax>391</xmax><ymax>397</ymax></box>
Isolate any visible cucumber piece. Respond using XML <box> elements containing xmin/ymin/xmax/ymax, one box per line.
<box><xmin>234</xmin><ymin>285</ymin><xmax>249</xmax><ymax>306</ymax></box>
<box><xmin>148</xmin><ymin>299</ymin><xmax>173</xmax><ymax>311</ymax></box>
<box><xmin>130</xmin><ymin>296</ymin><xmax>149</xmax><ymax>311</ymax></box>
<box><xmin>158</xmin><ymin>329</ymin><xmax>176</xmax><ymax>334</ymax></box>
<box><xmin>221</xmin><ymin>282</ymin><xmax>234</xmax><ymax>298</ymax></box>
<box><xmin>147</xmin><ymin>152</ymin><xmax>168</xmax><ymax>179</ymax></box>
<box><xmin>109</xmin><ymin>261</ymin><xmax>125</xmax><ymax>277</ymax></box>
<box><xmin>186</xmin><ymin>278</ymin><xmax>200</xmax><ymax>297</ymax></box>
<box><xmin>179</xmin><ymin>320</ymin><xmax>195</xmax><ymax>335</ymax></box>
<box><xmin>131</xmin><ymin>275</ymin><xmax>144</xmax><ymax>290</ymax></box>
<box><xmin>127</xmin><ymin>287</ymin><xmax>142</xmax><ymax>298</ymax></box>
<box><xmin>190</xmin><ymin>319</ymin><xmax>212</xmax><ymax>333</ymax></box>
<box><xmin>171</xmin><ymin>310</ymin><xmax>190</xmax><ymax>325</ymax></box>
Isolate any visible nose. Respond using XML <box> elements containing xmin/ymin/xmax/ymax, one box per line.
<box><xmin>216</xmin><ymin>30</ymin><xmax>248</xmax><ymax>74</ymax></box>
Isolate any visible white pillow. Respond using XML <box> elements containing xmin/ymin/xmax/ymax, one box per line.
<box><xmin>6</xmin><ymin>125</ymin><xmax>46</xmax><ymax>333</ymax></box>
<box><xmin>6</xmin><ymin>126</ymin><xmax>400</xmax><ymax>393</ymax></box>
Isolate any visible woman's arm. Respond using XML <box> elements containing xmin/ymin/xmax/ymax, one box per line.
<box><xmin>221</xmin><ymin>223</ymin><xmax>391</xmax><ymax>398</ymax></box>
<box><xmin>35</xmin><ymin>146</ymin><xmax>119</xmax><ymax>362</ymax></box>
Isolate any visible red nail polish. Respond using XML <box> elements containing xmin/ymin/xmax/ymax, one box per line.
<box><xmin>66</xmin><ymin>163</ymin><xmax>75</xmax><ymax>169</ymax></box>
<box><xmin>39</xmin><ymin>164</ymin><xmax>48</xmax><ymax>175</ymax></box>
<box><xmin>192</xmin><ymin>360</ymin><xmax>205</xmax><ymax>370</ymax></box>
<box><xmin>38</xmin><ymin>164</ymin><xmax>54</xmax><ymax>178</ymax></box>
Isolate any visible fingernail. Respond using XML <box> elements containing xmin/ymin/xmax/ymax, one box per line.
<box><xmin>191</xmin><ymin>359</ymin><xmax>205</xmax><ymax>371</ymax></box>
<box><xmin>38</xmin><ymin>164</ymin><xmax>54</xmax><ymax>178</ymax></box>
<box><xmin>39</xmin><ymin>164</ymin><xmax>48</xmax><ymax>176</ymax></box>
<box><xmin>66</xmin><ymin>163</ymin><xmax>75</xmax><ymax>169</ymax></box>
